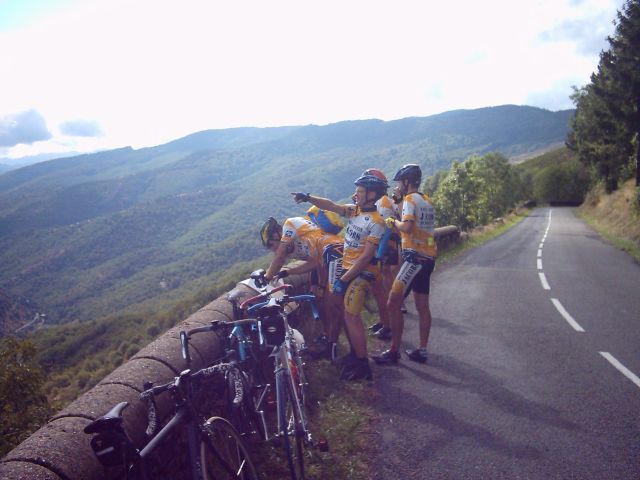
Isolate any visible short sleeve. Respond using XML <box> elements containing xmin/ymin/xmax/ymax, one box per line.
<box><xmin>402</xmin><ymin>195</ymin><xmax>416</xmax><ymax>221</ymax></box>
<box><xmin>281</xmin><ymin>219</ymin><xmax>296</xmax><ymax>245</ymax></box>
<box><xmin>366</xmin><ymin>217</ymin><xmax>385</xmax><ymax>245</ymax></box>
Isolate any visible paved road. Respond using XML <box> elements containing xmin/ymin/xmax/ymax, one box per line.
<box><xmin>369</xmin><ymin>208</ymin><xmax>640</xmax><ymax>480</ymax></box>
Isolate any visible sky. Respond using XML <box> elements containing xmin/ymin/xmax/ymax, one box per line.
<box><xmin>0</xmin><ymin>0</ymin><xmax>626</xmax><ymax>159</ymax></box>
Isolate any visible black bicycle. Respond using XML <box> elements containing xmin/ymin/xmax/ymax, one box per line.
<box><xmin>84</xmin><ymin>346</ymin><xmax>258</xmax><ymax>479</ymax></box>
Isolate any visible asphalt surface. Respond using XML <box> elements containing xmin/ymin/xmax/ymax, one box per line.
<box><xmin>368</xmin><ymin>208</ymin><xmax>640</xmax><ymax>480</ymax></box>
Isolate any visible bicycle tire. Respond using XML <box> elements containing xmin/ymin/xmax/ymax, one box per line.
<box><xmin>200</xmin><ymin>416</ymin><xmax>258</xmax><ymax>480</ymax></box>
<box><xmin>276</xmin><ymin>369</ymin><xmax>305</xmax><ymax>480</ymax></box>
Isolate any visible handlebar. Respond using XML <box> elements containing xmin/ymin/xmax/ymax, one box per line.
<box><xmin>239</xmin><ymin>283</ymin><xmax>292</xmax><ymax>310</ymax></box>
<box><xmin>140</xmin><ymin>363</ymin><xmax>235</xmax><ymax>436</ymax></box>
<box><xmin>246</xmin><ymin>293</ymin><xmax>319</xmax><ymax>318</ymax></box>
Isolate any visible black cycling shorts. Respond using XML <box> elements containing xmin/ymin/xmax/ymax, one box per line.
<box><xmin>322</xmin><ymin>243</ymin><xmax>344</xmax><ymax>287</ymax></box>
<box><xmin>392</xmin><ymin>255</ymin><xmax>436</xmax><ymax>296</ymax></box>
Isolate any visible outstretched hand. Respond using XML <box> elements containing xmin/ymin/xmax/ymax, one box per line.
<box><xmin>291</xmin><ymin>192</ymin><xmax>311</xmax><ymax>203</ymax></box>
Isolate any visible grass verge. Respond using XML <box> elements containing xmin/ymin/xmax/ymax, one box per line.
<box><xmin>576</xmin><ymin>210</ymin><xmax>640</xmax><ymax>262</ymax></box>
<box><xmin>437</xmin><ymin>208</ymin><xmax>531</xmax><ymax>264</ymax></box>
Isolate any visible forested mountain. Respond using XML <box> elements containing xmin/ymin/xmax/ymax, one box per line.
<box><xmin>0</xmin><ymin>105</ymin><xmax>573</xmax><ymax>329</ymax></box>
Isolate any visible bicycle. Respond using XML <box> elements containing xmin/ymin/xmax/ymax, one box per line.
<box><xmin>179</xmin><ymin>324</ymin><xmax>268</xmax><ymax>444</ymax></box>
<box><xmin>187</xmin><ymin>269</ymin><xmax>326</xmax><ymax>480</ymax></box>
<box><xmin>84</xmin><ymin>337</ymin><xmax>258</xmax><ymax>480</ymax></box>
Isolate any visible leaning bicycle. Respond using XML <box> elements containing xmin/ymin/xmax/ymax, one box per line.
<box><xmin>84</xmin><ymin>353</ymin><xmax>258</xmax><ymax>479</ymax></box>
<box><xmin>187</xmin><ymin>269</ymin><xmax>324</xmax><ymax>480</ymax></box>
<box><xmin>228</xmin><ymin>270</ymin><xmax>323</xmax><ymax>479</ymax></box>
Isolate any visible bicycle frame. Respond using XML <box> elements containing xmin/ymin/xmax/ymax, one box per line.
<box><xmin>135</xmin><ymin>398</ymin><xmax>201</xmax><ymax>480</ymax></box>
<box><xmin>86</xmin><ymin>365</ymin><xmax>247</xmax><ymax>480</ymax></box>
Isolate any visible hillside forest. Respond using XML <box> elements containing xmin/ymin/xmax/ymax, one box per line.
<box><xmin>3</xmin><ymin>0</ymin><xmax>640</xmax><ymax>450</ymax></box>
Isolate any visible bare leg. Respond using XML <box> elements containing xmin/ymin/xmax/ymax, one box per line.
<box><xmin>386</xmin><ymin>289</ymin><xmax>404</xmax><ymax>352</ymax></box>
<box><xmin>326</xmin><ymin>291</ymin><xmax>344</xmax><ymax>343</ymax></box>
<box><xmin>371</xmin><ymin>276</ymin><xmax>390</xmax><ymax>328</ymax></box>
<box><xmin>413</xmin><ymin>291</ymin><xmax>431</xmax><ymax>349</ymax></box>
<box><xmin>344</xmin><ymin>312</ymin><xmax>367</xmax><ymax>358</ymax></box>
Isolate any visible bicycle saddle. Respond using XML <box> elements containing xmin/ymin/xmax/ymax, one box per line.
<box><xmin>84</xmin><ymin>402</ymin><xmax>129</xmax><ymax>434</ymax></box>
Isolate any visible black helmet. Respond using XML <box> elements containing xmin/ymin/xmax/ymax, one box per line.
<box><xmin>354</xmin><ymin>174</ymin><xmax>387</xmax><ymax>200</ymax></box>
<box><xmin>260</xmin><ymin>217</ymin><xmax>281</xmax><ymax>248</ymax></box>
<box><xmin>393</xmin><ymin>164</ymin><xmax>422</xmax><ymax>185</ymax></box>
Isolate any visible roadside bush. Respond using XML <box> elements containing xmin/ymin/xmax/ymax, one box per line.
<box><xmin>533</xmin><ymin>160</ymin><xmax>590</xmax><ymax>204</ymax></box>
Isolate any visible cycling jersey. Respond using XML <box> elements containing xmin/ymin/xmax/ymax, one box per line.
<box><xmin>306</xmin><ymin>206</ymin><xmax>345</xmax><ymax>235</ymax></box>
<box><xmin>341</xmin><ymin>205</ymin><xmax>385</xmax><ymax>275</ymax></box>
<box><xmin>281</xmin><ymin>217</ymin><xmax>342</xmax><ymax>263</ymax></box>
<box><xmin>375</xmin><ymin>195</ymin><xmax>399</xmax><ymax>221</ymax></box>
<box><xmin>375</xmin><ymin>195</ymin><xmax>401</xmax><ymax>265</ymax></box>
<box><xmin>400</xmin><ymin>193</ymin><xmax>437</xmax><ymax>259</ymax></box>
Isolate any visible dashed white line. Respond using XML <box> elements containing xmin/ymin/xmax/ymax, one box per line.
<box><xmin>539</xmin><ymin>272</ymin><xmax>551</xmax><ymax>290</ymax></box>
<box><xmin>539</xmin><ymin>243</ymin><xmax>544</xmax><ymax>249</ymax></box>
<box><xmin>551</xmin><ymin>298</ymin><xmax>585</xmax><ymax>332</ymax></box>
<box><xmin>537</xmin><ymin>259</ymin><xmax>543</xmax><ymax>270</ymax></box>
<box><xmin>600</xmin><ymin>352</ymin><xmax>640</xmax><ymax>389</ymax></box>
<box><xmin>537</xmin><ymin>249</ymin><xmax>542</xmax><ymax>258</ymax></box>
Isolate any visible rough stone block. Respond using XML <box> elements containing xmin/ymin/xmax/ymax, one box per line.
<box><xmin>0</xmin><ymin>460</ymin><xmax>63</xmax><ymax>480</ymax></box>
<box><xmin>3</xmin><ymin>417</ymin><xmax>102</xmax><ymax>480</ymax></box>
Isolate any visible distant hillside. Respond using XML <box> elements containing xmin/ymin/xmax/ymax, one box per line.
<box><xmin>0</xmin><ymin>288</ymin><xmax>38</xmax><ymax>337</ymax></box>
<box><xmin>0</xmin><ymin>151</ymin><xmax>82</xmax><ymax>173</ymax></box>
<box><xmin>0</xmin><ymin>105</ymin><xmax>574</xmax><ymax>327</ymax></box>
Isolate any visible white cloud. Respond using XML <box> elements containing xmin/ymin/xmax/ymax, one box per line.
<box><xmin>0</xmin><ymin>0</ymin><xmax>625</xmax><ymax>158</ymax></box>
<box><xmin>0</xmin><ymin>109</ymin><xmax>52</xmax><ymax>147</ymax></box>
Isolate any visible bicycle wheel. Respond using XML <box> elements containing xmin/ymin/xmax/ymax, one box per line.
<box><xmin>276</xmin><ymin>369</ymin><xmax>305</xmax><ymax>480</ymax></box>
<box><xmin>200</xmin><ymin>416</ymin><xmax>258</xmax><ymax>480</ymax></box>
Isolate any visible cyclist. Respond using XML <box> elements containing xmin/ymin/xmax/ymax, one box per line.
<box><xmin>361</xmin><ymin>168</ymin><xmax>400</xmax><ymax>342</ymax></box>
<box><xmin>373</xmin><ymin>164</ymin><xmax>437</xmax><ymax>365</ymax></box>
<box><xmin>292</xmin><ymin>174</ymin><xmax>386</xmax><ymax>381</ymax></box>
<box><xmin>260</xmin><ymin>216</ymin><xmax>344</xmax><ymax>359</ymax></box>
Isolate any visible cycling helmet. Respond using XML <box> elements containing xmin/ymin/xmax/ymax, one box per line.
<box><xmin>393</xmin><ymin>164</ymin><xmax>422</xmax><ymax>185</ymax></box>
<box><xmin>354</xmin><ymin>174</ymin><xmax>388</xmax><ymax>200</ymax></box>
<box><xmin>260</xmin><ymin>217</ymin><xmax>281</xmax><ymax>248</ymax></box>
<box><xmin>363</xmin><ymin>168</ymin><xmax>388</xmax><ymax>186</ymax></box>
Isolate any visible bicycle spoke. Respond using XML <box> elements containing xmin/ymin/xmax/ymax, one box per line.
<box><xmin>201</xmin><ymin>417</ymin><xmax>258</xmax><ymax>480</ymax></box>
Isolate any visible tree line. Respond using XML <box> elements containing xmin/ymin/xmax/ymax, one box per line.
<box><xmin>424</xmin><ymin>149</ymin><xmax>588</xmax><ymax>231</ymax></box>
<box><xmin>567</xmin><ymin>0</ymin><xmax>640</xmax><ymax>192</ymax></box>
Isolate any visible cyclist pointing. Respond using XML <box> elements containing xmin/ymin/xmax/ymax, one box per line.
<box><xmin>373</xmin><ymin>164</ymin><xmax>437</xmax><ymax>365</ymax></box>
<box><xmin>292</xmin><ymin>174</ymin><xmax>386</xmax><ymax>380</ymax></box>
<box><xmin>362</xmin><ymin>168</ymin><xmax>400</xmax><ymax>342</ymax></box>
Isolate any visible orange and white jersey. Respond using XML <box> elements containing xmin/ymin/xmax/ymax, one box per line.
<box><xmin>342</xmin><ymin>205</ymin><xmax>385</xmax><ymax>272</ymax></box>
<box><xmin>375</xmin><ymin>195</ymin><xmax>400</xmax><ymax>221</ymax></box>
<box><xmin>281</xmin><ymin>217</ymin><xmax>341</xmax><ymax>262</ymax></box>
<box><xmin>400</xmin><ymin>192</ymin><xmax>437</xmax><ymax>258</ymax></box>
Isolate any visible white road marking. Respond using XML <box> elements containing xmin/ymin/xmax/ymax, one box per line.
<box><xmin>539</xmin><ymin>243</ymin><xmax>544</xmax><ymax>249</ymax></box>
<box><xmin>537</xmin><ymin>259</ymin><xmax>543</xmax><ymax>270</ymax></box>
<box><xmin>551</xmin><ymin>298</ymin><xmax>585</xmax><ymax>332</ymax></box>
<box><xmin>539</xmin><ymin>272</ymin><xmax>551</xmax><ymax>290</ymax></box>
<box><xmin>537</xmin><ymin>249</ymin><xmax>542</xmax><ymax>258</ymax></box>
<box><xmin>600</xmin><ymin>352</ymin><xmax>640</xmax><ymax>389</ymax></box>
